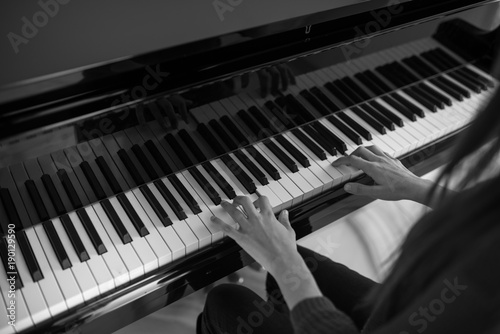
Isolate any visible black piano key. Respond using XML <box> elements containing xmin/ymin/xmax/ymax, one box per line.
<box><xmin>79</xmin><ymin>161</ymin><xmax>106</xmax><ymax>200</ymax></box>
<box><xmin>275</xmin><ymin>135</ymin><xmax>310</xmax><ymax>167</ymax></box>
<box><xmin>276</xmin><ymin>96</ymin><xmax>307</xmax><ymax>125</ymax></box>
<box><xmin>337</xmin><ymin>112</ymin><xmax>372</xmax><ymax>141</ymax></box>
<box><xmin>432</xmin><ymin>48</ymin><xmax>461</xmax><ymax>67</ymax></box>
<box><xmin>40</xmin><ymin>174</ymin><xmax>65</xmax><ymax>215</ymax></box>
<box><xmin>95</xmin><ymin>156</ymin><xmax>122</xmax><ymax>195</ymax></box>
<box><xmin>381</xmin><ymin>95</ymin><xmax>417</xmax><ymax>121</ymax></box>
<box><xmin>140</xmin><ymin>186</ymin><xmax>172</xmax><ymax>227</ymax></box>
<box><xmin>433</xmin><ymin>49</ymin><xmax>492</xmax><ymax>87</ymax></box>
<box><xmin>285</xmin><ymin>95</ymin><xmax>317</xmax><ymax>122</ymax></box>
<box><xmin>370</xmin><ymin>99</ymin><xmax>406</xmax><ymax>126</ymax></box>
<box><xmin>363</xmin><ymin>70</ymin><xmax>394</xmax><ymax>93</ymax></box>
<box><xmin>403</xmin><ymin>56</ymin><xmax>438</xmax><ymax>78</ymax></box>
<box><xmin>311</xmin><ymin>122</ymin><xmax>347</xmax><ymax>155</ymax></box>
<box><xmin>238</xmin><ymin>109</ymin><xmax>268</xmax><ymax>139</ymax></box>
<box><xmin>60</xmin><ymin>214</ymin><xmax>89</xmax><ymax>262</ymax></box>
<box><xmin>244</xmin><ymin>146</ymin><xmax>281</xmax><ymax>181</ymax></box>
<box><xmin>221</xmin><ymin>155</ymin><xmax>256</xmax><ymax>193</ymax></box>
<box><xmin>202</xmin><ymin>162</ymin><xmax>237</xmax><ymax>198</ymax></box>
<box><xmin>324</xmin><ymin>82</ymin><xmax>354</xmax><ymax>107</ymax></box>
<box><xmin>179</xmin><ymin>129</ymin><xmax>210</xmax><ymax>162</ymax></box>
<box><xmin>327</xmin><ymin>115</ymin><xmax>363</xmax><ymax>145</ymax></box>
<box><xmin>410</xmin><ymin>84</ymin><xmax>444</xmax><ymax>109</ymax></box>
<box><xmin>221</xmin><ymin>115</ymin><xmax>250</xmax><ymax>146</ymax></box>
<box><xmin>355</xmin><ymin>71</ymin><xmax>385</xmax><ymax>95</ymax></box>
<box><xmin>302</xmin><ymin>125</ymin><xmax>337</xmax><ymax>156</ymax></box>
<box><xmin>265</xmin><ymin>100</ymin><xmax>297</xmax><ymax>129</ymax></box>
<box><xmin>455</xmin><ymin>67</ymin><xmax>487</xmax><ymax>91</ymax></box>
<box><xmin>421</xmin><ymin>51</ymin><xmax>449</xmax><ymax>71</ymax></box>
<box><xmin>250</xmin><ymin>106</ymin><xmax>280</xmax><ymax>134</ymax></box>
<box><xmin>57</xmin><ymin>169</ymin><xmax>83</xmax><ymax>209</ymax></box>
<box><xmin>351</xmin><ymin>106</ymin><xmax>387</xmax><ymax>135</ymax></box>
<box><xmin>376</xmin><ymin>65</ymin><xmax>407</xmax><ymax>88</ymax></box>
<box><xmin>429</xmin><ymin>77</ymin><xmax>464</xmax><ymax>101</ymax></box>
<box><xmin>362</xmin><ymin>103</ymin><xmax>398</xmax><ymax>130</ymax></box>
<box><xmin>392</xmin><ymin>92</ymin><xmax>425</xmax><ymax>118</ymax></box>
<box><xmin>234</xmin><ymin>150</ymin><xmax>268</xmax><ymax>185</ymax></box>
<box><xmin>208</xmin><ymin>120</ymin><xmax>238</xmax><ymax>151</ymax></box>
<box><xmin>419</xmin><ymin>83</ymin><xmax>452</xmax><ymax>107</ymax></box>
<box><xmin>101</xmin><ymin>199</ymin><xmax>133</xmax><ymax>244</ymax></box>
<box><xmin>154</xmin><ymin>180</ymin><xmax>188</xmax><ymax>220</ymax></box>
<box><xmin>43</xmin><ymin>220</ymin><xmax>72</xmax><ymax>270</ymax></box>
<box><xmin>291</xmin><ymin>128</ymin><xmax>327</xmax><ymax>160</ymax></box>
<box><xmin>458</xmin><ymin>67</ymin><xmax>494</xmax><ymax>88</ymax></box>
<box><xmin>310</xmin><ymin>87</ymin><xmax>341</xmax><ymax>113</ymax></box>
<box><xmin>25</xmin><ymin>179</ymin><xmax>50</xmax><ymax>222</ymax></box>
<box><xmin>17</xmin><ymin>230</ymin><xmax>43</xmax><ymax>281</ymax></box>
<box><xmin>403</xmin><ymin>86</ymin><xmax>438</xmax><ymax>112</ymax></box>
<box><xmin>117</xmin><ymin>193</ymin><xmax>149</xmax><ymax>237</ymax></box>
<box><xmin>168</xmin><ymin>175</ymin><xmax>202</xmax><ymax>214</ymax></box>
<box><xmin>341</xmin><ymin>77</ymin><xmax>372</xmax><ymax>101</ymax></box>
<box><xmin>448</xmin><ymin>70</ymin><xmax>482</xmax><ymax>93</ymax></box>
<box><xmin>300</xmin><ymin>89</ymin><xmax>330</xmax><ymax>116</ymax></box>
<box><xmin>76</xmin><ymin>208</ymin><xmax>107</xmax><ymax>255</ymax></box>
<box><xmin>264</xmin><ymin>140</ymin><xmax>298</xmax><ymax>173</ymax></box>
<box><xmin>132</xmin><ymin>144</ymin><xmax>159</xmax><ymax>180</ymax></box>
<box><xmin>334</xmin><ymin>79</ymin><xmax>363</xmax><ymax>104</ymax></box>
<box><xmin>198</xmin><ymin>123</ymin><xmax>227</xmax><ymax>155</ymax></box>
<box><xmin>189</xmin><ymin>167</ymin><xmax>221</xmax><ymax>205</ymax></box>
<box><xmin>165</xmin><ymin>133</ymin><xmax>192</xmax><ymax>168</ymax></box>
<box><xmin>145</xmin><ymin>140</ymin><xmax>174</xmax><ymax>175</ymax></box>
<box><xmin>118</xmin><ymin>149</ymin><xmax>144</xmax><ymax>185</ymax></box>
<box><xmin>0</xmin><ymin>238</ymin><xmax>23</xmax><ymax>288</ymax></box>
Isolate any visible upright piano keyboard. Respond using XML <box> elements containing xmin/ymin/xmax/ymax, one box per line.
<box><xmin>0</xmin><ymin>0</ymin><xmax>499</xmax><ymax>333</ymax></box>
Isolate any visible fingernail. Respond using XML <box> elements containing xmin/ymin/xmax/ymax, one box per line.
<box><xmin>344</xmin><ymin>184</ymin><xmax>351</xmax><ymax>192</ymax></box>
<box><xmin>220</xmin><ymin>200</ymin><xmax>228</xmax><ymax>206</ymax></box>
<box><xmin>210</xmin><ymin>216</ymin><xmax>216</xmax><ymax>221</ymax></box>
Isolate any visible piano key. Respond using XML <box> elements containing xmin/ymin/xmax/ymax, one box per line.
<box><xmin>118</xmin><ymin>148</ymin><xmax>144</xmax><ymax>185</ymax></box>
<box><xmin>117</xmin><ymin>193</ymin><xmax>149</xmax><ymax>237</ymax></box>
<box><xmin>221</xmin><ymin>154</ymin><xmax>257</xmax><ymax>194</ymax></box>
<box><xmin>96</xmin><ymin>156</ymin><xmax>122</xmax><ymax>194</ymax></box>
<box><xmin>429</xmin><ymin>77</ymin><xmax>464</xmax><ymax>101</ymax></box>
<box><xmin>169</xmin><ymin>175</ymin><xmax>202</xmax><ymax>214</ymax></box>
<box><xmin>118</xmin><ymin>192</ymin><xmax>167</xmax><ymax>268</ymax></box>
<box><xmin>381</xmin><ymin>95</ymin><xmax>417</xmax><ymax>121</ymax></box>
<box><xmin>57</xmin><ymin>169</ymin><xmax>83</xmax><ymax>209</ymax></box>
<box><xmin>208</xmin><ymin>119</ymin><xmax>241</xmax><ymax>151</ymax></box>
<box><xmin>125</xmin><ymin>127</ymin><xmax>166</xmax><ymax>177</ymax></box>
<box><xmin>360</xmin><ymin>69</ymin><xmax>393</xmax><ymax>94</ymax></box>
<box><xmin>41</xmin><ymin>174</ymin><xmax>66</xmax><ymax>215</ymax></box>
<box><xmin>162</xmin><ymin>176</ymin><xmax>212</xmax><ymax>249</ymax></box>
<box><xmin>51</xmin><ymin>217</ymin><xmax>99</xmax><ymax>301</ymax></box>
<box><xmin>76</xmin><ymin>208</ymin><xmax>107</xmax><ymax>255</ymax></box>
<box><xmin>376</xmin><ymin>64</ymin><xmax>406</xmax><ymax>87</ymax></box>
<box><xmin>237</xmin><ymin>109</ymin><xmax>268</xmax><ymax>140</ymax></box>
<box><xmin>131</xmin><ymin>144</ymin><xmax>158</xmax><ymax>180</ymax></box>
<box><xmin>403</xmin><ymin>86</ymin><xmax>438</xmax><ymax>112</ymax></box>
<box><xmin>89</xmin><ymin>137</ymin><xmax>132</xmax><ymax>190</ymax></box>
<box><xmin>114</xmin><ymin>131</ymin><xmax>152</xmax><ymax>182</ymax></box>
<box><xmin>198</xmin><ymin>123</ymin><xmax>230</xmax><ymax>156</ymax></box>
<box><xmin>153</xmin><ymin>179</ymin><xmax>186</xmax><ymax>219</ymax></box>
<box><xmin>244</xmin><ymin>146</ymin><xmax>281</xmax><ymax>181</ymax></box>
<box><xmin>0</xmin><ymin>187</ymin><xmax>23</xmax><ymax>230</ymax></box>
<box><xmin>285</xmin><ymin>94</ymin><xmax>318</xmax><ymax>122</ymax></box>
<box><xmin>132</xmin><ymin>188</ymin><xmax>185</xmax><ymax>261</ymax></box>
<box><xmin>264</xmin><ymin>139</ymin><xmax>298</xmax><ymax>173</ymax></box>
<box><xmin>300</xmin><ymin>89</ymin><xmax>329</xmax><ymax>116</ymax></box>
<box><xmin>140</xmin><ymin>185</ymin><xmax>172</xmax><ymax>226</ymax></box>
<box><xmin>311</xmin><ymin>121</ymin><xmax>347</xmax><ymax>154</ymax></box>
<box><xmin>234</xmin><ymin>150</ymin><xmax>268</xmax><ymax>185</ymax></box>
<box><xmin>264</xmin><ymin>99</ymin><xmax>300</xmax><ymax>129</ymax></box>
<box><xmin>0</xmin><ymin>261</ymin><xmax>30</xmax><ymax>331</ymax></box>
<box><xmin>201</xmin><ymin>162</ymin><xmax>236</xmax><ymax>199</ymax></box>
<box><xmin>221</xmin><ymin>115</ymin><xmax>250</xmax><ymax>146</ymax></box>
<box><xmin>351</xmin><ymin>106</ymin><xmax>387</xmax><ymax>134</ymax></box>
<box><xmin>367</xmin><ymin>101</ymin><xmax>402</xmax><ymax>127</ymax></box>
<box><xmin>210</xmin><ymin>159</ymin><xmax>259</xmax><ymax>203</ymax></box>
<box><xmin>179</xmin><ymin>129</ymin><xmax>210</xmax><ymax>162</ymax></box>
<box><xmin>249</xmin><ymin>105</ymin><xmax>281</xmax><ymax>134</ymax></box>
<box><xmin>324</xmin><ymin>81</ymin><xmax>354</xmax><ymax>107</ymax></box>
<box><xmin>327</xmin><ymin>115</ymin><xmax>363</xmax><ymax>145</ymax></box>
<box><xmin>25</xmin><ymin>180</ymin><xmax>50</xmax><ymax>222</ymax></box>
<box><xmin>80</xmin><ymin>161</ymin><xmax>107</xmax><ymax>200</ymax></box>
<box><xmin>418</xmin><ymin>82</ymin><xmax>452</xmax><ymax>107</ymax></box>
<box><xmin>302</xmin><ymin>124</ymin><xmax>337</xmax><ymax>156</ymax></box>
<box><xmin>37</xmin><ymin>154</ymin><xmax>73</xmax><ymax>212</ymax></box>
<box><xmin>459</xmin><ymin>66</ymin><xmax>494</xmax><ymax>88</ymax></box>
<box><xmin>164</xmin><ymin>133</ymin><xmax>194</xmax><ymax>167</ymax></box>
<box><xmin>392</xmin><ymin>92</ymin><xmax>425</xmax><ymax>118</ymax></box>
<box><xmin>76</xmin><ymin>142</ymin><xmax>114</xmax><ymax>197</ymax></box>
<box><xmin>60</xmin><ymin>214</ymin><xmax>89</xmax><ymax>262</ymax></box>
<box><xmin>100</xmin><ymin>135</ymin><xmax>138</xmax><ymax>187</ymax></box>
<box><xmin>275</xmin><ymin>134</ymin><xmax>310</xmax><ymax>167</ymax></box>
<box><xmin>9</xmin><ymin>165</ymin><xmax>43</xmax><ymax>226</ymax></box>
<box><xmin>43</xmin><ymin>220</ymin><xmax>71</xmax><ymax>270</ymax></box>
<box><xmin>144</xmin><ymin>139</ymin><xmax>174</xmax><ymax>175</ymax></box>
<box><xmin>101</xmin><ymin>198</ymin><xmax>133</xmax><ymax>244</ymax></box>
<box><xmin>335</xmin><ymin>78</ymin><xmax>365</xmax><ymax>104</ymax></box>
<box><xmin>146</xmin><ymin>182</ymin><xmax>197</xmax><ymax>255</ymax></box>
<box><xmin>310</xmin><ymin>86</ymin><xmax>341</xmax><ymax>113</ymax></box>
<box><xmin>336</xmin><ymin>112</ymin><xmax>372</xmax><ymax>141</ymax></box>
<box><xmin>447</xmin><ymin>70</ymin><xmax>482</xmax><ymax>93</ymax></box>
<box><xmin>34</xmin><ymin>223</ymin><xmax>83</xmax><ymax>309</ymax></box>
<box><xmin>63</xmin><ymin>147</ymin><xmax>98</xmax><ymax>203</ymax></box>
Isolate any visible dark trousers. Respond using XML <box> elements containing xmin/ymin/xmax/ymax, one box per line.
<box><xmin>198</xmin><ymin>246</ymin><xmax>378</xmax><ymax>334</ymax></box>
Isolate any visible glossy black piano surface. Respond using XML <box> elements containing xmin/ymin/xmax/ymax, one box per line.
<box><xmin>0</xmin><ymin>0</ymin><xmax>499</xmax><ymax>333</ymax></box>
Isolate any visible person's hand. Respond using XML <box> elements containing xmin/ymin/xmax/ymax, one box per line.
<box><xmin>256</xmin><ymin>64</ymin><xmax>296</xmax><ymax>98</ymax></box>
<box><xmin>210</xmin><ymin>196</ymin><xmax>298</xmax><ymax>274</ymax></box>
<box><xmin>332</xmin><ymin>145</ymin><xmax>434</xmax><ymax>203</ymax></box>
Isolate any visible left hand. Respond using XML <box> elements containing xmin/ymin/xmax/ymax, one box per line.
<box><xmin>211</xmin><ymin>196</ymin><xmax>297</xmax><ymax>273</ymax></box>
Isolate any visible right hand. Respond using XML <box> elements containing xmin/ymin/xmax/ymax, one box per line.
<box><xmin>332</xmin><ymin>145</ymin><xmax>433</xmax><ymax>202</ymax></box>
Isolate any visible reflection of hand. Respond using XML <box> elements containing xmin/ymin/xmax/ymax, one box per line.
<box><xmin>210</xmin><ymin>196</ymin><xmax>297</xmax><ymax>273</ymax></box>
<box><xmin>142</xmin><ymin>94</ymin><xmax>192</xmax><ymax>130</ymax></box>
<box><xmin>332</xmin><ymin>145</ymin><xmax>434</xmax><ymax>203</ymax></box>
<box><xmin>255</xmin><ymin>64</ymin><xmax>296</xmax><ymax>98</ymax></box>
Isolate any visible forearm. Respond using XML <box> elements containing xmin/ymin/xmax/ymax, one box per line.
<box><xmin>408</xmin><ymin>178</ymin><xmax>456</xmax><ymax>209</ymax></box>
<box><xmin>268</xmin><ymin>251</ymin><xmax>323</xmax><ymax>310</ymax></box>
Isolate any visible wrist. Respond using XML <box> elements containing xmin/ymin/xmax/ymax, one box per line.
<box><xmin>267</xmin><ymin>249</ymin><xmax>303</xmax><ymax>277</ymax></box>
<box><xmin>407</xmin><ymin>178</ymin><xmax>434</xmax><ymax>204</ymax></box>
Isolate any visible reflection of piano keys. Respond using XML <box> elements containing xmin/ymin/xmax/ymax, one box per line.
<box><xmin>0</xmin><ymin>36</ymin><xmax>497</xmax><ymax>332</ymax></box>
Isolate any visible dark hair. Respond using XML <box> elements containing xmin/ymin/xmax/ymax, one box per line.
<box><xmin>366</xmin><ymin>72</ymin><xmax>500</xmax><ymax>323</ymax></box>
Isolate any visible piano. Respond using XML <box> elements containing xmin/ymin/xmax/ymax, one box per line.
<box><xmin>0</xmin><ymin>0</ymin><xmax>499</xmax><ymax>333</ymax></box>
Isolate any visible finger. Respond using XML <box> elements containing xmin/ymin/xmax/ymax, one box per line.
<box><xmin>210</xmin><ymin>215</ymin><xmax>242</xmax><ymax>240</ymax></box>
<box><xmin>344</xmin><ymin>183</ymin><xmax>388</xmax><ymax>198</ymax></box>
<box><xmin>220</xmin><ymin>200</ymin><xmax>249</xmax><ymax>224</ymax></box>
<box><xmin>332</xmin><ymin>156</ymin><xmax>375</xmax><ymax>174</ymax></box>
<box><xmin>232</xmin><ymin>196</ymin><xmax>259</xmax><ymax>218</ymax></box>
<box><xmin>278</xmin><ymin>209</ymin><xmax>292</xmax><ymax>230</ymax></box>
<box><xmin>364</xmin><ymin>145</ymin><xmax>386</xmax><ymax>157</ymax></box>
<box><xmin>169</xmin><ymin>94</ymin><xmax>192</xmax><ymax>123</ymax></box>
<box><xmin>257</xmin><ymin>70</ymin><xmax>271</xmax><ymax>98</ymax></box>
<box><xmin>159</xmin><ymin>98</ymin><xmax>178</xmax><ymax>129</ymax></box>
<box><xmin>351</xmin><ymin>146</ymin><xmax>382</xmax><ymax>162</ymax></box>
<box><xmin>277</xmin><ymin>65</ymin><xmax>289</xmax><ymax>90</ymax></box>
<box><xmin>253</xmin><ymin>196</ymin><xmax>273</xmax><ymax>215</ymax></box>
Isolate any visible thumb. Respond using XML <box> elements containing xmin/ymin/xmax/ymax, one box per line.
<box><xmin>278</xmin><ymin>210</ymin><xmax>292</xmax><ymax>230</ymax></box>
<box><xmin>344</xmin><ymin>183</ymin><xmax>387</xmax><ymax>198</ymax></box>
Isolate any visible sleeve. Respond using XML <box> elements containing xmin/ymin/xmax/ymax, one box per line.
<box><xmin>291</xmin><ymin>297</ymin><xmax>360</xmax><ymax>334</ymax></box>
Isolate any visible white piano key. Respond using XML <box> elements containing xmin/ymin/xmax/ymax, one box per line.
<box><xmin>132</xmin><ymin>188</ymin><xmax>185</xmax><ymax>261</ymax></box>
<box><xmin>33</xmin><ymin>223</ymin><xmax>83</xmax><ymax>309</ymax></box>
<box><xmin>126</xmin><ymin>190</ymin><xmax>173</xmax><ymax>267</ymax></box>
<box><xmin>51</xmin><ymin>217</ymin><xmax>100</xmax><ymax>301</ymax></box>
<box><xmin>210</xmin><ymin>158</ymin><xmax>259</xmax><ymax>203</ymax></box>
<box><xmin>0</xmin><ymin>267</ymin><xmax>19</xmax><ymax>333</ymax></box>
